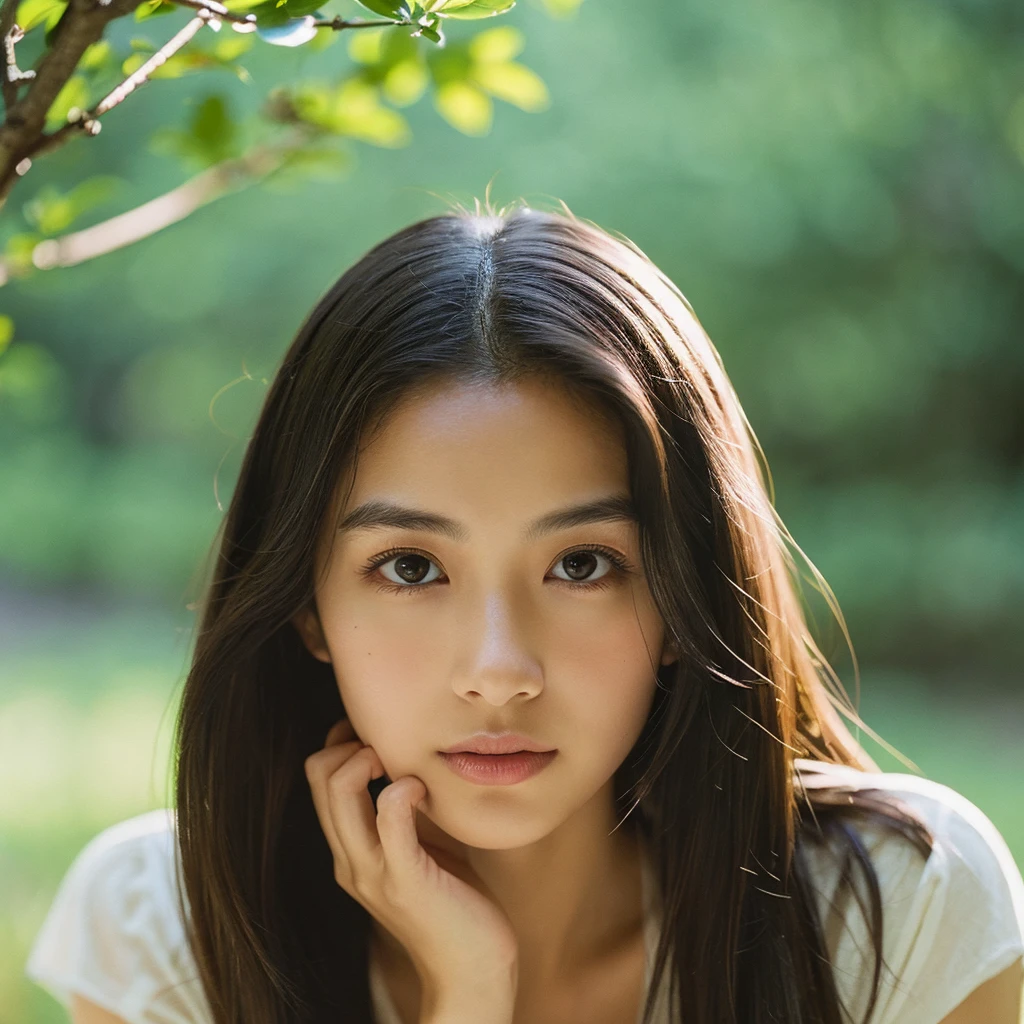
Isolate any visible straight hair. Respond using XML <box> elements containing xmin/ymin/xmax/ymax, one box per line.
<box><xmin>175</xmin><ymin>198</ymin><xmax>933</xmax><ymax>1024</ymax></box>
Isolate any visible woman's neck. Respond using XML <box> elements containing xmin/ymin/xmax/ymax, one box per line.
<box><xmin>371</xmin><ymin>796</ymin><xmax>647</xmax><ymax>996</ymax></box>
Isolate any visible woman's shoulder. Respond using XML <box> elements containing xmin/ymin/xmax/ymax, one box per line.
<box><xmin>795</xmin><ymin>757</ymin><xmax>1022</xmax><ymax>888</ymax></box>
<box><xmin>25</xmin><ymin>809</ymin><xmax>211</xmax><ymax>1024</ymax></box>
<box><xmin>58</xmin><ymin>808</ymin><xmax>179</xmax><ymax>875</ymax></box>
<box><xmin>794</xmin><ymin>759</ymin><xmax>1024</xmax><ymax>1024</ymax></box>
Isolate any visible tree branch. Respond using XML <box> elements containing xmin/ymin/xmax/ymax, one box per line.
<box><xmin>1</xmin><ymin>0</ymin><xmax>25</xmax><ymax>111</ymax></box>
<box><xmin>24</xmin><ymin>8</ymin><xmax>219</xmax><ymax>169</ymax></box>
<box><xmin>0</xmin><ymin>0</ymin><xmax>415</xmax><ymax>210</ymax></box>
<box><xmin>0</xmin><ymin>0</ymin><xmax>142</xmax><ymax>208</ymax></box>
<box><xmin>314</xmin><ymin>16</ymin><xmax>411</xmax><ymax>29</ymax></box>
<box><xmin>170</xmin><ymin>0</ymin><xmax>256</xmax><ymax>29</ymax></box>
<box><xmin>0</xmin><ymin>127</ymin><xmax>309</xmax><ymax>285</ymax></box>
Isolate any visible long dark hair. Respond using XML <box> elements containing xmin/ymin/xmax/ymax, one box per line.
<box><xmin>175</xmin><ymin>198</ymin><xmax>934</xmax><ymax>1024</ymax></box>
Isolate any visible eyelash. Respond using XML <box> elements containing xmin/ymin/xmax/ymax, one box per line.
<box><xmin>358</xmin><ymin>545</ymin><xmax>635</xmax><ymax>596</ymax></box>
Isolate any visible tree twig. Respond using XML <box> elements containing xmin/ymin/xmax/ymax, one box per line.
<box><xmin>169</xmin><ymin>0</ymin><xmax>256</xmax><ymax>28</ymax></box>
<box><xmin>0</xmin><ymin>0</ymin><xmax>24</xmax><ymax>111</ymax></box>
<box><xmin>0</xmin><ymin>0</ymin><xmax>415</xmax><ymax>209</ymax></box>
<box><xmin>0</xmin><ymin>0</ymin><xmax>143</xmax><ymax>208</ymax></box>
<box><xmin>313</xmin><ymin>16</ymin><xmax>410</xmax><ymax>29</ymax></box>
<box><xmin>0</xmin><ymin>127</ymin><xmax>310</xmax><ymax>285</ymax></box>
<box><xmin>21</xmin><ymin>9</ymin><xmax>217</xmax><ymax>168</ymax></box>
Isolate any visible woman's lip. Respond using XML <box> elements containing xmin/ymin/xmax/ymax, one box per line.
<box><xmin>438</xmin><ymin>750</ymin><xmax>558</xmax><ymax>786</ymax></box>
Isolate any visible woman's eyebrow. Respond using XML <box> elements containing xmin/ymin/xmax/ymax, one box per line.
<box><xmin>336</xmin><ymin>494</ymin><xmax>637</xmax><ymax>543</ymax></box>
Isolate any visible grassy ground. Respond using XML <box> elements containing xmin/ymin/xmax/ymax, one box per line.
<box><xmin>3</xmin><ymin>604</ymin><xmax>1021</xmax><ymax>1024</ymax></box>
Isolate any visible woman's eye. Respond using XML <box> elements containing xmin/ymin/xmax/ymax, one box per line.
<box><xmin>361</xmin><ymin>545</ymin><xmax>633</xmax><ymax>594</ymax></box>
<box><xmin>549</xmin><ymin>550</ymin><xmax>616</xmax><ymax>584</ymax></box>
<box><xmin>377</xmin><ymin>552</ymin><xmax>443</xmax><ymax>587</ymax></box>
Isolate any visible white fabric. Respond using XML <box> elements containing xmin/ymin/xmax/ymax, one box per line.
<box><xmin>25</xmin><ymin>765</ymin><xmax>1024</xmax><ymax>1024</ymax></box>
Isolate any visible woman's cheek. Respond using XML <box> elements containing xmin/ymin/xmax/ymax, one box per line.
<box><xmin>327</xmin><ymin>612</ymin><xmax>442</xmax><ymax>738</ymax></box>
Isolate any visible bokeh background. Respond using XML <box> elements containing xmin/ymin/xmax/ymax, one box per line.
<box><xmin>2</xmin><ymin>0</ymin><xmax>1023</xmax><ymax>1019</ymax></box>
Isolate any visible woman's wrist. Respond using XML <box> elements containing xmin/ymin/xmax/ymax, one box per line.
<box><xmin>418</xmin><ymin>967</ymin><xmax>517</xmax><ymax>1024</ymax></box>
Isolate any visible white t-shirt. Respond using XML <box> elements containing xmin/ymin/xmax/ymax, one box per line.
<box><xmin>25</xmin><ymin>761</ymin><xmax>1024</xmax><ymax>1024</ymax></box>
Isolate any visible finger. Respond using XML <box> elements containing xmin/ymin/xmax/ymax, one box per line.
<box><xmin>325</xmin><ymin>717</ymin><xmax>355</xmax><ymax>747</ymax></box>
<box><xmin>305</xmin><ymin>740</ymin><xmax>362</xmax><ymax>858</ymax></box>
<box><xmin>324</xmin><ymin>745</ymin><xmax>389</xmax><ymax>884</ymax></box>
<box><xmin>375</xmin><ymin>777</ymin><xmax>428</xmax><ymax>879</ymax></box>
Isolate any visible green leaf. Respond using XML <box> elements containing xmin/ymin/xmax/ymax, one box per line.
<box><xmin>467</xmin><ymin>24</ymin><xmax>522</xmax><ymax>62</ymax></box>
<box><xmin>439</xmin><ymin>0</ymin><xmax>514</xmax><ymax>19</ymax></box>
<box><xmin>249</xmin><ymin>0</ymin><xmax>321</xmax><ymax>27</ymax></box>
<box><xmin>121</xmin><ymin>52</ymin><xmax>147</xmax><ymax>75</ymax></box>
<box><xmin>190</xmin><ymin>95</ymin><xmax>236</xmax><ymax>163</ymax></box>
<box><xmin>44</xmin><ymin>76</ymin><xmax>89</xmax><ymax>132</ymax></box>
<box><xmin>538</xmin><ymin>0</ymin><xmax>581</xmax><ymax>15</ymax></box>
<box><xmin>26</xmin><ymin>192</ymin><xmax>77</xmax><ymax>235</ymax></box>
<box><xmin>0</xmin><ymin>316</ymin><xmax>13</xmax><ymax>357</ymax></box>
<box><xmin>79</xmin><ymin>40</ymin><xmax>114</xmax><ymax>72</ymax></box>
<box><xmin>347</xmin><ymin>26</ymin><xmax>385</xmax><ymax>63</ymax></box>
<box><xmin>212</xmin><ymin>33</ymin><xmax>255</xmax><ymax>61</ymax></box>
<box><xmin>425</xmin><ymin>39</ymin><xmax>471</xmax><ymax>85</ymax></box>
<box><xmin>221</xmin><ymin>0</ymin><xmax>266</xmax><ymax>13</ymax></box>
<box><xmin>332</xmin><ymin>79</ymin><xmax>411</xmax><ymax>144</ymax></box>
<box><xmin>3</xmin><ymin>233</ymin><xmax>42</xmax><ymax>278</ymax></box>
<box><xmin>147</xmin><ymin>125</ymin><xmax>192</xmax><ymax>161</ymax></box>
<box><xmin>135</xmin><ymin>0</ymin><xmax>178</xmax><ymax>21</ymax></box>
<box><xmin>66</xmin><ymin>175</ymin><xmax>121</xmax><ymax>214</ymax></box>
<box><xmin>290</xmin><ymin>78</ymin><xmax>412</xmax><ymax>145</ymax></box>
<box><xmin>416</xmin><ymin>22</ymin><xmax>442</xmax><ymax>43</ymax></box>
<box><xmin>354</xmin><ymin>0</ymin><xmax>406</xmax><ymax>17</ymax></box>
<box><xmin>22</xmin><ymin>176</ymin><xmax>121</xmax><ymax>235</ymax></box>
<box><xmin>433</xmin><ymin>80</ymin><xmax>491</xmax><ymax>133</ymax></box>
<box><xmin>382</xmin><ymin>58</ymin><xmax>428</xmax><ymax>105</ymax></box>
<box><xmin>472</xmin><ymin>61</ymin><xmax>547</xmax><ymax>110</ymax></box>
<box><xmin>148</xmin><ymin>96</ymin><xmax>240</xmax><ymax>167</ymax></box>
<box><xmin>14</xmin><ymin>0</ymin><xmax>66</xmax><ymax>33</ymax></box>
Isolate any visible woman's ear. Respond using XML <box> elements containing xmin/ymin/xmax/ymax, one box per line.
<box><xmin>292</xmin><ymin>604</ymin><xmax>332</xmax><ymax>663</ymax></box>
<box><xmin>659</xmin><ymin>640</ymin><xmax>679</xmax><ymax>667</ymax></box>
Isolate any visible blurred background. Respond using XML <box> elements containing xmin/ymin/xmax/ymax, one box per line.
<box><xmin>2</xmin><ymin>0</ymin><xmax>1023</xmax><ymax>1019</ymax></box>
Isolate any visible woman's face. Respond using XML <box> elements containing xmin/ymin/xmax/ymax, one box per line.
<box><xmin>293</xmin><ymin>374</ymin><xmax>676</xmax><ymax>849</ymax></box>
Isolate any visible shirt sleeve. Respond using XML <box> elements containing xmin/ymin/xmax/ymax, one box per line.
<box><xmin>24</xmin><ymin>809</ymin><xmax>210</xmax><ymax>1024</ymax></box>
<box><xmin>815</xmin><ymin>774</ymin><xmax>1024</xmax><ymax>1024</ymax></box>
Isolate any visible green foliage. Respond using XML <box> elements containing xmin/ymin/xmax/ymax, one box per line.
<box><xmin>22</xmin><ymin>176</ymin><xmax>122</xmax><ymax>236</ymax></box>
<box><xmin>4</xmin><ymin>0</ymin><xmax>550</xmax><ymax>281</ymax></box>
<box><xmin>0</xmin><ymin>341</ymin><xmax>67</xmax><ymax>425</ymax></box>
<box><xmin>43</xmin><ymin>75</ymin><xmax>89</xmax><ymax>132</ymax></box>
<box><xmin>0</xmin><ymin>315</ymin><xmax>13</xmax><ymax>357</ymax></box>
<box><xmin>150</xmin><ymin>94</ymin><xmax>243</xmax><ymax>166</ymax></box>
<box><xmin>134</xmin><ymin>0</ymin><xmax>180</xmax><ymax>21</ymax></box>
<box><xmin>355</xmin><ymin>0</ymin><xmax>407</xmax><ymax>16</ymax></box>
<box><xmin>436</xmin><ymin>0</ymin><xmax>516</xmax><ymax>19</ymax></box>
<box><xmin>284</xmin><ymin>77</ymin><xmax>412</xmax><ymax>143</ymax></box>
<box><xmin>120</xmin><ymin>33</ymin><xmax>257</xmax><ymax>79</ymax></box>
<box><xmin>13</xmin><ymin>0</ymin><xmax>66</xmax><ymax>33</ymax></box>
<box><xmin>249</xmin><ymin>0</ymin><xmax>326</xmax><ymax>30</ymax></box>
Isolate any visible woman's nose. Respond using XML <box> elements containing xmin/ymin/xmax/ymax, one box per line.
<box><xmin>453</xmin><ymin>591</ymin><xmax>543</xmax><ymax>700</ymax></box>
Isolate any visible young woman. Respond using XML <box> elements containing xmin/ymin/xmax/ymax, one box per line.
<box><xmin>27</xmin><ymin>200</ymin><xmax>1024</xmax><ymax>1024</ymax></box>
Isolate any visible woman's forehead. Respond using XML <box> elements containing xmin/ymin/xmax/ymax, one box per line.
<box><xmin>353</xmin><ymin>379</ymin><xmax>623</xmax><ymax>481</ymax></box>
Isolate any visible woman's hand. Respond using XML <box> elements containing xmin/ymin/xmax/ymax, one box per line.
<box><xmin>304</xmin><ymin>718</ymin><xmax>520</xmax><ymax>1012</ymax></box>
